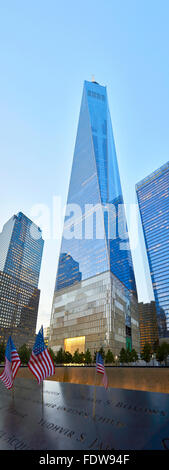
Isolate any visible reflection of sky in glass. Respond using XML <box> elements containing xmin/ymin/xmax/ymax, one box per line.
<box><xmin>4</xmin><ymin>212</ymin><xmax>44</xmax><ymax>288</ymax></box>
<box><xmin>136</xmin><ymin>163</ymin><xmax>169</xmax><ymax>337</ymax></box>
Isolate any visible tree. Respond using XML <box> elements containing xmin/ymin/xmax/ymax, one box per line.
<box><xmin>128</xmin><ymin>349</ymin><xmax>138</xmax><ymax>363</ymax></box>
<box><xmin>156</xmin><ymin>342</ymin><xmax>169</xmax><ymax>365</ymax></box>
<box><xmin>55</xmin><ymin>348</ymin><xmax>64</xmax><ymax>364</ymax></box>
<box><xmin>0</xmin><ymin>343</ymin><xmax>5</xmax><ymax>364</ymax></box>
<box><xmin>18</xmin><ymin>344</ymin><xmax>31</xmax><ymax>364</ymax></box>
<box><xmin>93</xmin><ymin>347</ymin><xmax>105</xmax><ymax>363</ymax></box>
<box><xmin>99</xmin><ymin>347</ymin><xmax>105</xmax><ymax>360</ymax></box>
<box><xmin>48</xmin><ymin>347</ymin><xmax>56</xmax><ymax>363</ymax></box>
<box><xmin>63</xmin><ymin>351</ymin><xmax>73</xmax><ymax>364</ymax></box>
<box><xmin>84</xmin><ymin>349</ymin><xmax>92</xmax><ymax>364</ymax></box>
<box><xmin>105</xmin><ymin>349</ymin><xmax>114</xmax><ymax>364</ymax></box>
<box><xmin>72</xmin><ymin>349</ymin><xmax>80</xmax><ymax>363</ymax></box>
<box><xmin>153</xmin><ymin>339</ymin><xmax>159</xmax><ymax>353</ymax></box>
<box><xmin>79</xmin><ymin>352</ymin><xmax>85</xmax><ymax>364</ymax></box>
<box><xmin>141</xmin><ymin>343</ymin><xmax>152</xmax><ymax>363</ymax></box>
<box><xmin>93</xmin><ymin>351</ymin><xmax>97</xmax><ymax>363</ymax></box>
<box><xmin>72</xmin><ymin>349</ymin><xmax>84</xmax><ymax>364</ymax></box>
<box><xmin>119</xmin><ymin>348</ymin><xmax>128</xmax><ymax>364</ymax></box>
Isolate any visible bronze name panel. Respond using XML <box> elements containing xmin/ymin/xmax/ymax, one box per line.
<box><xmin>0</xmin><ymin>378</ymin><xmax>169</xmax><ymax>450</ymax></box>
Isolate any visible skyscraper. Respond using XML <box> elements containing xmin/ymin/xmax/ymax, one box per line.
<box><xmin>49</xmin><ymin>80</ymin><xmax>140</xmax><ymax>356</ymax></box>
<box><xmin>136</xmin><ymin>162</ymin><xmax>169</xmax><ymax>340</ymax></box>
<box><xmin>138</xmin><ymin>301</ymin><xmax>159</xmax><ymax>352</ymax></box>
<box><xmin>0</xmin><ymin>212</ymin><xmax>44</xmax><ymax>348</ymax></box>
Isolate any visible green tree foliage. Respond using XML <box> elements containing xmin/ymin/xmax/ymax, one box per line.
<box><xmin>119</xmin><ymin>348</ymin><xmax>128</xmax><ymax>363</ymax></box>
<box><xmin>18</xmin><ymin>344</ymin><xmax>31</xmax><ymax>364</ymax></box>
<box><xmin>54</xmin><ymin>348</ymin><xmax>86</xmax><ymax>364</ymax></box>
<box><xmin>48</xmin><ymin>347</ymin><xmax>56</xmax><ymax>363</ymax></box>
<box><xmin>63</xmin><ymin>351</ymin><xmax>73</xmax><ymax>364</ymax></box>
<box><xmin>156</xmin><ymin>342</ymin><xmax>169</xmax><ymax>365</ymax></box>
<box><xmin>105</xmin><ymin>349</ymin><xmax>115</xmax><ymax>364</ymax></box>
<box><xmin>99</xmin><ymin>347</ymin><xmax>105</xmax><ymax>360</ymax></box>
<box><xmin>0</xmin><ymin>343</ymin><xmax>5</xmax><ymax>364</ymax></box>
<box><xmin>129</xmin><ymin>349</ymin><xmax>138</xmax><ymax>363</ymax></box>
<box><xmin>141</xmin><ymin>343</ymin><xmax>152</xmax><ymax>363</ymax></box>
<box><xmin>153</xmin><ymin>340</ymin><xmax>159</xmax><ymax>353</ymax></box>
<box><xmin>84</xmin><ymin>349</ymin><xmax>92</xmax><ymax>364</ymax></box>
<box><xmin>93</xmin><ymin>351</ymin><xmax>97</xmax><ymax>363</ymax></box>
<box><xmin>119</xmin><ymin>347</ymin><xmax>138</xmax><ymax>364</ymax></box>
<box><xmin>79</xmin><ymin>352</ymin><xmax>85</xmax><ymax>363</ymax></box>
<box><xmin>55</xmin><ymin>348</ymin><xmax>65</xmax><ymax>364</ymax></box>
<box><xmin>72</xmin><ymin>349</ymin><xmax>85</xmax><ymax>364</ymax></box>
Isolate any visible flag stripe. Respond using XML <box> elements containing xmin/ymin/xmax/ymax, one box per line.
<box><xmin>28</xmin><ymin>349</ymin><xmax>55</xmax><ymax>384</ymax></box>
<box><xmin>33</xmin><ymin>352</ymin><xmax>46</xmax><ymax>380</ymax></box>
<box><xmin>38</xmin><ymin>351</ymin><xmax>49</xmax><ymax>377</ymax></box>
<box><xmin>0</xmin><ymin>338</ymin><xmax>21</xmax><ymax>390</ymax></box>
<box><xmin>28</xmin><ymin>352</ymin><xmax>44</xmax><ymax>383</ymax></box>
<box><xmin>44</xmin><ymin>349</ymin><xmax>55</xmax><ymax>375</ymax></box>
<box><xmin>96</xmin><ymin>353</ymin><xmax>108</xmax><ymax>390</ymax></box>
<box><xmin>102</xmin><ymin>372</ymin><xmax>108</xmax><ymax>389</ymax></box>
<box><xmin>96</xmin><ymin>365</ymin><xmax>105</xmax><ymax>374</ymax></box>
<box><xmin>28</xmin><ymin>358</ymin><xmax>41</xmax><ymax>383</ymax></box>
<box><xmin>28</xmin><ymin>360</ymin><xmax>41</xmax><ymax>383</ymax></box>
<box><xmin>42</xmin><ymin>351</ymin><xmax>50</xmax><ymax>376</ymax></box>
<box><xmin>28</xmin><ymin>326</ymin><xmax>55</xmax><ymax>384</ymax></box>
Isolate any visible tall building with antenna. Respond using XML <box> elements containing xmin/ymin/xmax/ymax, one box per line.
<box><xmin>49</xmin><ymin>80</ymin><xmax>140</xmax><ymax>356</ymax></box>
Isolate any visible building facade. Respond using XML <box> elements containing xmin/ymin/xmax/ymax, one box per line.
<box><xmin>136</xmin><ymin>162</ymin><xmax>169</xmax><ymax>340</ymax></box>
<box><xmin>0</xmin><ymin>212</ymin><xmax>44</xmax><ymax>348</ymax></box>
<box><xmin>43</xmin><ymin>326</ymin><xmax>50</xmax><ymax>347</ymax></box>
<box><xmin>138</xmin><ymin>301</ymin><xmax>159</xmax><ymax>352</ymax></box>
<box><xmin>49</xmin><ymin>80</ymin><xmax>140</xmax><ymax>356</ymax></box>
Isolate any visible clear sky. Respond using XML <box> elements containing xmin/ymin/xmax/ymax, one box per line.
<box><xmin>0</xmin><ymin>0</ymin><xmax>169</xmax><ymax>330</ymax></box>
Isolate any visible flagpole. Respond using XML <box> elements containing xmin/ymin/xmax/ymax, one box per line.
<box><xmin>92</xmin><ymin>366</ymin><xmax>97</xmax><ymax>419</ymax></box>
<box><xmin>11</xmin><ymin>364</ymin><xmax>14</xmax><ymax>402</ymax></box>
<box><xmin>42</xmin><ymin>380</ymin><xmax>43</xmax><ymax>407</ymax></box>
<box><xmin>41</xmin><ymin>324</ymin><xmax>44</xmax><ymax>409</ymax></box>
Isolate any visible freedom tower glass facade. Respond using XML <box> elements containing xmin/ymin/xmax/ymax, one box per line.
<box><xmin>49</xmin><ymin>80</ymin><xmax>139</xmax><ymax>356</ymax></box>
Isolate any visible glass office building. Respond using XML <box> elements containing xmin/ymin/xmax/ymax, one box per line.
<box><xmin>136</xmin><ymin>162</ymin><xmax>169</xmax><ymax>339</ymax></box>
<box><xmin>50</xmin><ymin>80</ymin><xmax>140</xmax><ymax>356</ymax></box>
<box><xmin>0</xmin><ymin>212</ymin><xmax>44</xmax><ymax>348</ymax></box>
<box><xmin>138</xmin><ymin>301</ymin><xmax>159</xmax><ymax>352</ymax></box>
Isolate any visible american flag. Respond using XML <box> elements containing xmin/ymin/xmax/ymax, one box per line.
<box><xmin>96</xmin><ymin>352</ymin><xmax>108</xmax><ymax>389</ymax></box>
<box><xmin>0</xmin><ymin>337</ymin><xmax>21</xmax><ymax>390</ymax></box>
<box><xmin>28</xmin><ymin>326</ymin><xmax>55</xmax><ymax>384</ymax></box>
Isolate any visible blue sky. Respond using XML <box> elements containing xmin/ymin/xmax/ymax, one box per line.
<box><xmin>0</xmin><ymin>0</ymin><xmax>169</xmax><ymax>329</ymax></box>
